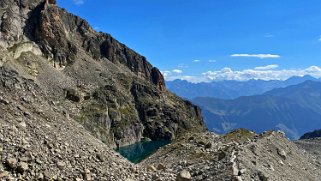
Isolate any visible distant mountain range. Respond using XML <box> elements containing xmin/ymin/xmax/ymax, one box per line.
<box><xmin>192</xmin><ymin>80</ymin><xmax>321</xmax><ymax>139</ymax></box>
<box><xmin>167</xmin><ymin>75</ymin><xmax>320</xmax><ymax>100</ymax></box>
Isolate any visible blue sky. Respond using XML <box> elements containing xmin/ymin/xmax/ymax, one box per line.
<box><xmin>57</xmin><ymin>0</ymin><xmax>321</xmax><ymax>82</ymax></box>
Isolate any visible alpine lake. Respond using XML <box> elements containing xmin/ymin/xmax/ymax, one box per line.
<box><xmin>115</xmin><ymin>140</ymin><xmax>171</xmax><ymax>163</ymax></box>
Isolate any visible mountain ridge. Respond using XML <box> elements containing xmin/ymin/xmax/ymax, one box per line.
<box><xmin>192</xmin><ymin>80</ymin><xmax>321</xmax><ymax>139</ymax></box>
<box><xmin>167</xmin><ymin>75</ymin><xmax>319</xmax><ymax>100</ymax></box>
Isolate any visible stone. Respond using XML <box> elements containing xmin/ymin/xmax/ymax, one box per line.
<box><xmin>16</xmin><ymin>162</ymin><xmax>28</xmax><ymax>173</ymax></box>
<box><xmin>147</xmin><ymin>165</ymin><xmax>157</xmax><ymax>172</ymax></box>
<box><xmin>43</xmin><ymin>170</ymin><xmax>53</xmax><ymax>179</ymax></box>
<box><xmin>38</xmin><ymin>173</ymin><xmax>44</xmax><ymax>180</ymax></box>
<box><xmin>157</xmin><ymin>163</ymin><xmax>166</xmax><ymax>171</ymax></box>
<box><xmin>57</xmin><ymin>161</ymin><xmax>66</xmax><ymax>169</ymax></box>
<box><xmin>65</xmin><ymin>89</ymin><xmax>81</xmax><ymax>102</ymax></box>
<box><xmin>277</xmin><ymin>149</ymin><xmax>286</xmax><ymax>160</ymax></box>
<box><xmin>0</xmin><ymin>96</ymin><xmax>9</xmax><ymax>105</ymax></box>
<box><xmin>218</xmin><ymin>151</ymin><xmax>227</xmax><ymax>161</ymax></box>
<box><xmin>35</xmin><ymin>158</ymin><xmax>43</xmax><ymax>164</ymax></box>
<box><xmin>234</xmin><ymin>176</ymin><xmax>243</xmax><ymax>181</ymax></box>
<box><xmin>0</xmin><ymin>171</ymin><xmax>9</xmax><ymax>178</ymax></box>
<box><xmin>239</xmin><ymin>168</ymin><xmax>247</xmax><ymax>175</ymax></box>
<box><xmin>96</xmin><ymin>153</ymin><xmax>104</xmax><ymax>162</ymax></box>
<box><xmin>176</xmin><ymin>170</ymin><xmax>191</xmax><ymax>181</ymax></box>
<box><xmin>205</xmin><ymin>142</ymin><xmax>212</xmax><ymax>149</ymax></box>
<box><xmin>6</xmin><ymin>158</ymin><xmax>17</xmax><ymax>169</ymax></box>
<box><xmin>84</xmin><ymin>173</ymin><xmax>92</xmax><ymax>180</ymax></box>
<box><xmin>18</xmin><ymin>121</ymin><xmax>27</xmax><ymax>128</ymax></box>
<box><xmin>232</xmin><ymin>162</ymin><xmax>239</xmax><ymax>176</ymax></box>
<box><xmin>258</xmin><ymin>171</ymin><xmax>269</xmax><ymax>181</ymax></box>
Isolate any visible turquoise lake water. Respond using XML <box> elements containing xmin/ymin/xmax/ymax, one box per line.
<box><xmin>115</xmin><ymin>140</ymin><xmax>171</xmax><ymax>163</ymax></box>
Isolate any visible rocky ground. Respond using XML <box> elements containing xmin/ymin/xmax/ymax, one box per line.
<box><xmin>295</xmin><ymin>138</ymin><xmax>321</xmax><ymax>166</ymax></box>
<box><xmin>142</xmin><ymin>129</ymin><xmax>321</xmax><ymax>181</ymax></box>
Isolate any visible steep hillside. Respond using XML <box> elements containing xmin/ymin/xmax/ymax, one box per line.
<box><xmin>264</xmin><ymin>80</ymin><xmax>321</xmax><ymax>113</ymax></box>
<box><xmin>167</xmin><ymin>75</ymin><xmax>318</xmax><ymax>100</ymax></box>
<box><xmin>0</xmin><ymin>0</ymin><xmax>205</xmax><ymax>149</ymax></box>
<box><xmin>193</xmin><ymin>81</ymin><xmax>321</xmax><ymax>139</ymax></box>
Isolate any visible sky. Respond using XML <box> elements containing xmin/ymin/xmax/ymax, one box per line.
<box><xmin>57</xmin><ymin>0</ymin><xmax>321</xmax><ymax>82</ymax></box>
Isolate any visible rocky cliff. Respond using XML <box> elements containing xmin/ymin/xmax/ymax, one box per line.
<box><xmin>0</xmin><ymin>0</ymin><xmax>205</xmax><ymax>148</ymax></box>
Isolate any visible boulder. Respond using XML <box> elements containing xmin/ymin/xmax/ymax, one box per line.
<box><xmin>16</xmin><ymin>162</ymin><xmax>28</xmax><ymax>173</ymax></box>
<box><xmin>157</xmin><ymin>163</ymin><xmax>166</xmax><ymax>171</ymax></box>
<box><xmin>176</xmin><ymin>170</ymin><xmax>191</xmax><ymax>181</ymax></box>
<box><xmin>6</xmin><ymin>158</ymin><xmax>17</xmax><ymax>169</ymax></box>
<box><xmin>147</xmin><ymin>165</ymin><xmax>157</xmax><ymax>172</ymax></box>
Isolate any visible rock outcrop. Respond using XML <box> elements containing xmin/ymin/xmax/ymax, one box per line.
<box><xmin>0</xmin><ymin>0</ymin><xmax>205</xmax><ymax>148</ymax></box>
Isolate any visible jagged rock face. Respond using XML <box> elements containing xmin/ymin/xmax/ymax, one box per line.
<box><xmin>31</xmin><ymin>1</ymin><xmax>166</xmax><ymax>89</ymax></box>
<box><xmin>35</xmin><ymin>2</ymin><xmax>77</xmax><ymax>67</ymax></box>
<box><xmin>0</xmin><ymin>0</ymin><xmax>206</xmax><ymax>147</ymax></box>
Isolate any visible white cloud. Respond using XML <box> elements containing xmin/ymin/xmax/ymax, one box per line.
<box><xmin>177</xmin><ymin>64</ymin><xmax>188</xmax><ymax>69</ymax></box>
<box><xmin>170</xmin><ymin>75</ymin><xmax>206</xmax><ymax>83</ymax></box>
<box><xmin>264</xmin><ymin>33</ymin><xmax>275</xmax><ymax>38</ymax></box>
<box><xmin>172</xmin><ymin>69</ymin><xmax>183</xmax><ymax>74</ymax></box>
<box><xmin>231</xmin><ymin>54</ymin><xmax>280</xmax><ymax>59</ymax></box>
<box><xmin>72</xmin><ymin>0</ymin><xmax>84</xmax><ymax>5</ymax></box>
<box><xmin>208</xmin><ymin>60</ymin><xmax>216</xmax><ymax>63</ymax></box>
<box><xmin>162</xmin><ymin>69</ymin><xmax>204</xmax><ymax>83</ymax></box>
<box><xmin>254</xmin><ymin>64</ymin><xmax>279</xmax><ymax>70</ymax></box>
<box><xmin>193</xmin><ymin>59</ymin><xmax>201</xmax><ymax>63</ymax></box>
<box><xmin>163</xmin><ymin>65</ymin><xmax>321</xmax><ymax>83</ymax></box>
<box><xmin>202</xmin><ymin>66</ymin><xmax>321</xmax><ymax>82</ymax></box>
<box><xmin>161</xmin><ymin>69</ymin><xmax>183</xmax><ymax>79</ymax></box>
<box><xmin>161</xmin><ymin>70</ymin><xmax>171</xmax><ymax>78</ymax></box>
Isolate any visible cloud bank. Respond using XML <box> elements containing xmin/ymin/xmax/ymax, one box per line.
<box><xmin>231</xmin><ymin>54</ymin><xmax>280</xmax><ymax>59</ymax></box>
<box><xmin>163</xmin><ymin>66</ymin><xmax>321</xmax><ymax>83</ymax></box>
